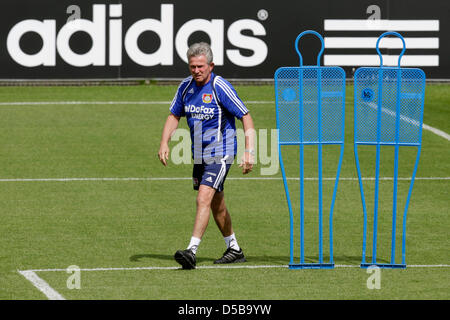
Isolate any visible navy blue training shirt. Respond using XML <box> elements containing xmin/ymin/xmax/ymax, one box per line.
<box><xmin>169</xmin><ymin>72</ymin><xmax>249</xmax><ymax>162</ymax></box>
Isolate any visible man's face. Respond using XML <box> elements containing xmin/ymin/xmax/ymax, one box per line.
<box><xmin>188</xmin><ymin>54</ymin><xmax>214</xmax><ymax>86</ymax></box>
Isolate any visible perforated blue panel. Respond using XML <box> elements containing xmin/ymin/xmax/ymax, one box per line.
<box><xmin>354</xmin><ymin>67</ymin><xmax>425</xmax><ymax>145</ymax></box>
<box><xmin>275</xmin><ymin>66</ymin><xmax>346</xmax><ymax>145</ymax></box>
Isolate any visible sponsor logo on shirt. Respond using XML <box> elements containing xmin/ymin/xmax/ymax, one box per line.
<box><xmin>184</xmin><ymin>104</ymin><xmax>215</xmax><ymax>120</ymax></box>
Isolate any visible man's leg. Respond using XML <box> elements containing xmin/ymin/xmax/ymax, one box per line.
<box><xmin>211</xmin><ymin>191</ymin><xmax>246</xmax><ymax>264</ymax></box>
<box><xmin>211</xmin><ymin>191</ymin><xmax>233</xmax><ymax>237</ymax></box>
<box><xmin>174</xmin><ymin>184</ymin><xmax>216</xmax><ymax>269</ymax></box>
<box><xmin>192</xmin><ymin>184</ymin><xmax>216</xmax><ymax>238</ymax></box>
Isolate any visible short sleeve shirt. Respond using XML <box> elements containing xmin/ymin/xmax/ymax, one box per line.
<box><xmin>169</xmin><ymin>73</ymin><xmax>248</xmax><ymax>161</ymax></box>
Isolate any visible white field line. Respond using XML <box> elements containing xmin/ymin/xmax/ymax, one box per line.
<box><xmin>0</xmin><ymin>177</ymin><xmax>449</xmax><ymax>183</ymax></box>
<box><xmin>0</xmin><ymin>100</ymin><xmax>274</xmax><ymax>106</ymax></box>
<box><xmin>18</xmin><ymin>263</ymin><xmax>450</xmax><ymax>300</ymax></box>
<box><xmin>366</xmin><ymin>101</ymin><xmax>450</xmax><ymax>142</ymax></box>
<box><xmin>422</xmin><ymin>124</ymin><xmax>450</xmax><ymax>141</ymax></box>
<box><xmin>18</xmin><ymin>270</ymin><xmax>65</xmax><ymax>300</ymax></box>
<box><xmin>0</xmin><ymin>99</ymin><xmax>448</xmax><ymax>141</ymax></box>
<box><xmin>20</xmin><ymin>263</ymin><xmax>450</xmax><ymax>273</ymax></box>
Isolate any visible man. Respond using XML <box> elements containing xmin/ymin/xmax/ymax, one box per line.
<box><xmin>158</xmin><ymin>42</ymin><xmax>255</xmax><ymax>269</ymax></box>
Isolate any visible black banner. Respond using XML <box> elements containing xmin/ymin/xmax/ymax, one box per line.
<box><xmin>3</xmin><ymin>300</ymin><xmax>446</xmax><ymax>317</ymax></box>
<box><xmin>1</xmin><ymin>0</ymin><xmax>448</xmax><ymax>79</ymax></box>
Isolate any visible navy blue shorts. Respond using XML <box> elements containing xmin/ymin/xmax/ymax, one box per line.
<box><xmin>192</xmin><ymin>156</ymin><xmax>233</xmax><ymax>192</ymax></box>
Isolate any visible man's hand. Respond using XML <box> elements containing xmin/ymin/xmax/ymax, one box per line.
<box><xmin>239</xmin><ymin>150</ymin><xmax>254</xmax><ymax>174</ymax></box>
<box><xmin>158</xmin><ymin>143</ymin><xmax>170</xmax><ymax>166</ymax></box>
<box><xmin>158</xmin><ymin>114</ymin><xmax>180</xmax><ymax>167</ymax></box>
<box><xmin>239</xmin><ymin>113</ymin><xmax>256</xmax><ymax>175</ymax></box>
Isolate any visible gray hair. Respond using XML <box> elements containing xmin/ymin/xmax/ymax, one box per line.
<box><xmin>187</xmin><ymin>42</ymin><xmax>213</xmax><ymax>64</ymax></box>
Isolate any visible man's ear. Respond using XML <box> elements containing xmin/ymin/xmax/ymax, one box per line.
<box><xmin>210</xmin><ymin>62</ymin><xmax>215</xmax><ymax>70</ymax></box>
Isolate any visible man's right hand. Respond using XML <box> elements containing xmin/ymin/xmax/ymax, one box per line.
<box><xmin>158</xmin><ymin>143</ymin><xmax>170</xmax><ymax>166</ymax></box>
<box><xmin>158</xmin><ymin>114</ymin><xmax>180</xmax><ymax>166</ymax></box>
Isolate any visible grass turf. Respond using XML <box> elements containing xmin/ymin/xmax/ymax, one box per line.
<box><xmin>0</xmin><ymin>84</ymin><xmax>448</xmax><ymax>300</ymax></box>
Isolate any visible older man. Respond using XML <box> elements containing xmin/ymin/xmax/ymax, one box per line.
<box><xmin>158</xmin><ymin>42</ymin><xmax>255</xmax><ymax>269</ymax></box>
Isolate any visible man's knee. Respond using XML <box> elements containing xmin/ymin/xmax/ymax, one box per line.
<box><xmin>196</xmin><ymin>185</ymin><xmax>216</xmax><ymax>208</ymax></box>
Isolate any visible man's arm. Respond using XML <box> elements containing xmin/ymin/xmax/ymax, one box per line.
<box><xmin>239</xmin><ymin>113</ymin><xmax>255</xmax><ymax>174</ymax></box>
<box><xmin>158</xmin><ymin>114</ymin><xmax>180</xmax><ymax>166</ymax></box>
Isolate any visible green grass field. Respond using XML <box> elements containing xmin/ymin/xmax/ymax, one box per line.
<box><xmin>0</xmin><ymin>83</ymin><xmax>448</xmax><ymax>300</ymax></box>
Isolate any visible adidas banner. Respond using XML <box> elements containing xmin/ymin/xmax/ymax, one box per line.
<box><xmin>1</xmin><ymin>0</ymin><xmax>448</xmax><ymax>79</ymax></box>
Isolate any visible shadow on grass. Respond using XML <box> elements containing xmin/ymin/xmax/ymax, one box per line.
<box><xmin>130</xmin><ymin>253</ymin><xmax>215</xmax><ymax>264</ymax></box>
<box><xmin>130</xmin><ymin>253</ymin><xmax>288</xmax><ymax>264</ymax></box>
<box><xmin>130</xmin><ymin>254</ymin><xmax>371</xmax><ymax>265</ymax></box>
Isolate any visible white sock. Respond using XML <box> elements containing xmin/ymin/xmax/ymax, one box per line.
<box><xmin>187</xmin><ymin>236</ymin><xmax>201</xmax><ymax>254</ymax></box>
<box><xmin>224</xmin><ymin>233</ymin><xmax>240</xmax><ymax>251</ymax></box>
